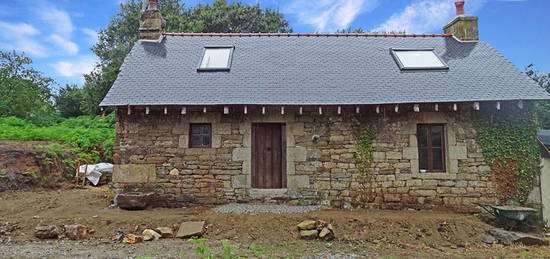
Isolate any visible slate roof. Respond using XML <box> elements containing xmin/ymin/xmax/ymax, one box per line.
<box><xmin>100</xmin><ymin>34</ymin><xmax>550</xmax><ymax>106</ymax></box>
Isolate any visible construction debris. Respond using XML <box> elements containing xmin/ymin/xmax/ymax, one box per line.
<box><xmin>142</xmin><ymin>229</ymin><xmax>161</xmax><ymax>241</ymax></box>
<box><xmin>489</xmin><ymin>229</ymin><xmax>549</xmax><ymax>246</ymax></box>
<box><xmin>155</xmin><ymin>227</ymin><xmax>174</xmax><ymax>238</ymax></box>
<box><xmin>176</xmin><ymin>221</ymin><xmax>205</xmax><ymax>238</ymax></box>
<box><xmin>64</xmin><ymin>224</ymin><xmax>93</xmax><ymax>240</ymax></box>
<box><xmin>116</xmin><ymin>192</ymin><xmax>156</xmax><ymax>210</ymax></box>
<box><xmin>34</xmin><ymin>225</ymin><xmax>61</xmax><ymax>239</ymax></box>
<box><xmin>122</xmin><ymin>234</ymin><xmax>143</xmax><ymax>244</ymax></box>
<box><xmin>297</xmin><ymin>219</ymin><xmax>335</xmax><ymax>240</ymax></box>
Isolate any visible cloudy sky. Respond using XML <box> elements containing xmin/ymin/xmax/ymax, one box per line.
<box><xmin>0</xmin><ymin>0</ymin><xmax>548</xmax><ymax>89</ymax></box>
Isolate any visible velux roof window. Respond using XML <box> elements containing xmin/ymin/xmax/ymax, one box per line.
<box><xmin>390</xmin><ymin>48</ymin><xmax>448</xmax><ymax>70</ymax></box>
<box><xmin>198</xmin><ymin>46</ymin><xmax>234</xmax><ymax>71</ymax></box>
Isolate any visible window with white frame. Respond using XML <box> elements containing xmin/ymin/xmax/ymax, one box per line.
<box><xmin>198</xmin><ymin>47</ymin><xmax>234</xmax><ymax>70</ymax></box>
<box><xmin>391</xmin><ymin>48</ymin><xmax>448</xmax><ymax>70</ymax></box>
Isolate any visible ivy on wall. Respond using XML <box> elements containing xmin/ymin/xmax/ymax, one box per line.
<box><xmin>355</xmin><ymin>126</ymin><xmax>376</xmax><ymax>203</ymax></box>
<box><xmin>474</xmin><ymin>109</ymin><xmax>541</xmax><ymax>204</ymax></box>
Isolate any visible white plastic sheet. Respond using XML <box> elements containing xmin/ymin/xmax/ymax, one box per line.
<box><xmin>79</xmin><ymin>163</ymin><xmax>113</xmax><ymax>186</ymax></box>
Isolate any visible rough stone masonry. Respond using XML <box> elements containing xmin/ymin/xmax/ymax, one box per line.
<box><xmin>110</xmin><ymin>104</ymin><xmax>497</xmax><ymax>209</ymax></box>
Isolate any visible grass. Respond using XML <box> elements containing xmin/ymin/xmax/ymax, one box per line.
<box><xmin>0</xmin><ymin>114</ymin><xmax>115</xmax><ymax>162</ymax></box>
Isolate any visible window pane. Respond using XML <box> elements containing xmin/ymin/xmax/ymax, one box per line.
<box><xmin>417</xmin><ymin>125</ymin><xmax>428</xmax><ymax>148</ymax></box>
<box><xmin>431</xmin><ymin>126</ymin><xmax>443</xmax><ymax>148</ymax></box>
<box><xmin>394</xmin><ymin>50</ymin><xmax>446</xmax><ymax>69</ymax></box>
<box><xmin>204</xmin><ymin>125</ymin><xmax>211</xmax><ymax>135</ymax></box>
<box><xmin>200</xmin><ymin>48</ymin><xmax>231</xmax><ymax>69</ymax></box>
<box><xmin>190</xmin><ymin>124</ymin><xmax>211</xmax><ymax>147</ymax></box>
<box><xmin>191</xmin><ymin>135</ymin><xmax>202</xmax><ymax>147</ymax></box>
<box><xmin>432</xmin><ymin>148</ymin><xmax>444</xmax><ymax>170</ymax></box>
<box><xmin>418</xmin><ymin>148</ymin><xmax>428</xmax><ymax>170</ymax></box>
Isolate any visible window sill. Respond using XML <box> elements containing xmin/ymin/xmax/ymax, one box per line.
<box><xmin>412</xmin><ymin>172</ymin><xmax>456</xmax><ymax>180</ymax></box>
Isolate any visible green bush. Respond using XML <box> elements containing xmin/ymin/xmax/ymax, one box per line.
<box><xmin>0</xmin><ymin>113</ymin><xmax>115</xmax><ymax>162</ymax></box>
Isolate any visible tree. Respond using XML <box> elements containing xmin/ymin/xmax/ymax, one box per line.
<box><xmin>55</xmin><ymin>84</ymin><xmax>84</xmax><ymax>118</ymax></box>
<box><xmin>336</xmin><ymin>28</ymin><xmax>366</xmax><ymax>33</ymax></box>
<box><xmin>0</xmin><ymin>50</ymin><xmax>54</xmax><ymax>121</ymax></box>
<box><xmin>82</xmin><ymin>0</ymin><xmax>291</xmax><ymax>115</ymax></box>
<box><xmin>525</xmin><ymin>64</ymin><xmax>550</xmax><ymax>128</ymax></box>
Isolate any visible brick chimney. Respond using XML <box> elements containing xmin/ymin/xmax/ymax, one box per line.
<box><xmin>139</xmin><ymin>0</ymin><xmax>165</xmax><ymax>40</ymax></box>
<box><xmin>443</xmin><ymin>0</ymin><xmax>479</xmax><ymax>41</ymax></box>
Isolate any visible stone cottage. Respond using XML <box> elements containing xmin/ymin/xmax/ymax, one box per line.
<box><xmin>101</xmin><ymin>0</ymin><xmax>550</xmax><ymax>208</ymax></box>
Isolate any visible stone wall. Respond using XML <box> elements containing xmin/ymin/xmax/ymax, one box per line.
<box><xmin>111</xmin><ymin>104</ymin><xmax>497</xmax><ymax>209</ymax></box>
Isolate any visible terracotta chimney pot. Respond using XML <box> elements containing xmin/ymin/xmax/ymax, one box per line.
<box><xmin>455</xmin><ymin>0</ymin><xmax>465</xmax><ymax>15</ymax></box>
<box><xmin>147</xmin><ymin>0</ymin><xmax>158</xmax><ymax>10</ymax></box>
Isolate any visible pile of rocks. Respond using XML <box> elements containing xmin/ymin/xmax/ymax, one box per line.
<box><xmin>34</xmin><ymin>224</ymin><xmax>94</xmax><ymax>240</ymax></box>
<box><xmin>119</xmin><ymin>221</ymin><xmax>206</xmax><ymax>244</ymax></box>
<box><xmin>297</xmin><ymin>220</ymin><xmax>335</xmax><ymax>240</ymax></box>
<box><xmin>482</xmin><ymin>229</ymin><xmax>549</xmax><ymax>246</ymax></box>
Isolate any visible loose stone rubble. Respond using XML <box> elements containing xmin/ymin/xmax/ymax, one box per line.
<box><xmin>64</xmin><ymin>224</ymin><xmax>94</xmax><ymax>240</ymax></box>
<box><xmin>155</xmin><ymin>227</ymin><xmax>174</xmax><ymax>238</ymax></box>
<box><xmin>142</xmin><ymin>229</ymin><xmax>161</xmax><ymax>241</ymax></box>
<box><xmin>297</xmin><ymin>219</ymin><xmax>335</xmax><ymax>240</ymax></box>
<box><xmin>116</xmin><ymin>192</ymin><xmax>156</xmax><ymax>210</ymax></box>
<box><xmin>488</xmin><ymin>229</ymin><xmax>549</xmax><ymax>246</ymax></box>
<box><xmin>122</xmin><ymin>234</ymin><xmax>143</xmax><ymax>244</ymax></box>
<box><xmin>176</xmin><ymin>221</ymin><xmax>206</xmax><ymax>238</ymax></box>
<box><xmin>34</xmin><ymin>225</ymin><xmax>61</xmax><ymax>239</ymax></box>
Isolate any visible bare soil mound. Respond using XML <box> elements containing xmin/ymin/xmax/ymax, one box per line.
<box><xmin>0</xmin><ymin>140</ymin><xmax>67</xmax><ymax>192</ymax></box>
<box><xmin>2</xmin><ymin>188</ymin><xmax>550</xmax><ymax>258</ymax></box>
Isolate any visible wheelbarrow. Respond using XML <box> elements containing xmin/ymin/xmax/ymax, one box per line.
<box><xmin>474</xmin><ymin>203</ymin><xmax>537</xmax><ymax>230</ymax></box>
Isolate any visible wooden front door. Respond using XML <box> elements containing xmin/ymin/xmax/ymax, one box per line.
<box><xmin>251</xmin><ymin>123</ymin><xmax>286</xmax><ymax>189</ymax></box>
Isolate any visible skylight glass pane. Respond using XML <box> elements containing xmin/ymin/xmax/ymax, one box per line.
<box><xmin>200</xmin><ymin>48</ymin><xmax>232</xmax><ymax>69</ymax></box>
<box><xmin>394</xmin><ymin>50</ymin><xmax>446</xmax><ymax>69</ymax></box>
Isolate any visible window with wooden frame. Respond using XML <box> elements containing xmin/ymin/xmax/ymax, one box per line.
<box><xmin>189</xmin><ymin>124</ymin><xmax>212</xmax><ymax>148</ymax></box>
<box><xmin>417</xmin><ymin>124</ymin><xmax>446</xmax><ymax>172</ymax></box>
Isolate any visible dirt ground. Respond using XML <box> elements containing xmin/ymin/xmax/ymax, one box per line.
<box><xmin>1</xmin><ymin>187</ymin><xmax>550</xmax><ymax>258</ymax></box>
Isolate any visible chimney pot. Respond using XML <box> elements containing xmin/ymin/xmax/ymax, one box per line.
<box><xmin>455</xmin><ymin>1</ymin><xmax>465</xmax><ymax>15</ymax></box>
<box><xmin>147</xmin><ymin>0</ymin><xmax>158</xmax><ymax>10</ymax></box>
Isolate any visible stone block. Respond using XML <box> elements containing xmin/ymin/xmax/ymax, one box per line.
<box><xmin>402</xmin><ymin>147</ymin><xmax>418</xmax><ymax>160</ymax></box>
<box><xmin>410</xmin><ymin>190</ymin><xmax>437</xmax><ymax>197</ymax></box>
<box><xmin>396</xmin><ymin>173</ymin><xmax>412</xmax><ymax>181</ymax></box>
<box><xmin>288</xmin><ymin>175</ymin><xmax>310</xmax><ymax>189</ymax></box>
<box><xmin>373</xmin><ymin>152</ymin><xmax>386</xmax><ymax>161</ymax></box>
<box><xmin>449</xmin><ymin>146</ymin><xmax>467</xmax><ymax>160</ymax></box>
<box><xmin>384</xmin><ymin>194</ymin><xmax>401</xmax><ymax>202</ymax></box>
<box><xmin>406</xmin><ymin>179</ymin><xmax>422</xmax><ymax>187</ymax></box>
<box><xmin>176</xmin><ymin>221</ymin><xmax>205</xmax><ymax>238</ymax></box>
<box><xmin>423</xmin><ymin>180</ymin><xmax>438</xmax><ymax>187</ymax></box>
<box><xmin>386</xmin><ymin>151</ymin><xmax>402</xmax><ymax>160</ymax></box>
<box><xmin>232</xmin><ymin>147</ymin><xmax>251</xmax><ymax>161</ymax></box>
<box><xmin>172</xmin><ymin>121</ymin><xmax>188</xmax><ymax>135</ymax></box>
<box><xmin>288</xmin><ymin>146</ymin><xmax>307</xmax><ymax>162</ymax></box>
<box><xmin>231</xmin><ymin>175</ymin><xmax>247</xmax><ymax>188</ymax></box>
<box><xmin>212</xmin><ymin>135</ymin><xmax>222</xmax><ymax>148</ymax></box>
<box><xmin>289</xmin><ymin>122</ymin><xmax>305</xmax><ymax>135</ymax></box>
<box><xmin>213</xmin><ymin>123</ymin><xmax>232</xmax><ymax>135</ymax></box>
<box><xmin>112</xmin><ymin>164</ymin><xmax>156</xmax><ymax>183</ymax></box>
<box><xmin>409</xmin><ymin>135</ymin><xmax>418</xmax><ymax>147</ymax></box>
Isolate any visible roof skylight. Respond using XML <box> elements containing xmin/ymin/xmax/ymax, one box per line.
<box><xmin>198</xmin><ymin>46</ymin><xmax>234</xmax><ymax>71</ymax></box>
<box><xmin>390</xmin><ymin>48</ymin><xmax>448</xmax><ymax>70</ymax></box>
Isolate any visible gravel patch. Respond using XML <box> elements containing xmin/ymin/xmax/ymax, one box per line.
<box><xmin>213</xmin><ymin>203</ymin><xmax>320</xmax><ymax>214</ymax></box>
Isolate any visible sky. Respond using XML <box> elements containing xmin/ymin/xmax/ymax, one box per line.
<box><xmin>0</xmin><ymin>0</ymin><xmax>548</xmax><ymax>89</ymax></box>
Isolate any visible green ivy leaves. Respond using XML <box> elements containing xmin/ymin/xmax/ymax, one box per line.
<box><xmin>475</xmin><ymin>111</ymin><xmax>541</xmax><ymax>204</ymax></box>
